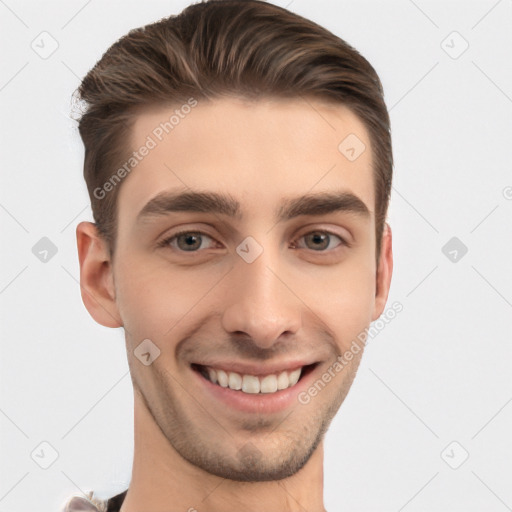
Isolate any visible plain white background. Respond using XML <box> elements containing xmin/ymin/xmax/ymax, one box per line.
<box><xmin>1</xmin><ymin>1</ymin><xmax>511</xmax><ymax>511</ymax></box>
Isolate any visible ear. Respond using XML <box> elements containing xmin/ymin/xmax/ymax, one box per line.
<box><xmin>76</xmin><ymin>221</ymin><xmax>123</xmax><ymax>328</ymax></box>
<box><xmin>371</xmin><ymin>222</ymin><xmax>393</xmax><ymax>321</ymax></box>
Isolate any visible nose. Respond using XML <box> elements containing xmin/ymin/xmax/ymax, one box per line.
<box><xmin>221</xmin><ymin>246</ymin><xmax>303</xmax><ymax>349</ymax></box>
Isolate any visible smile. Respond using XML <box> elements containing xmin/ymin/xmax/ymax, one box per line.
<box><xmin>192</xmin><ymin>363</ymin><xmax>318</xmax><ymax>395</ymax></box>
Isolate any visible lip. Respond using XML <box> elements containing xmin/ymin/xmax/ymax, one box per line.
<box><xmin>190</xmin><ymin>362</ymin><xmax>321</xmax><ymax>414</ymax></box>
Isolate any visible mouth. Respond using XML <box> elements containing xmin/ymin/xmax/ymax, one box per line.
<box><xmin>191</xmin><ymin>362</ymin><xmax>318</xmax><ymax>395</ymax></box>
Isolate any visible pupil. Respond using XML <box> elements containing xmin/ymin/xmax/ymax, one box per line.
<box><xmin>309</xmin><ymin>232</ymin><xmax>328</xmax><ymax>250</ymax></box>
<box><xmin>179</xmin><ymin>233</ymin><xmax>201</xmax><ymax>251</ymax></box>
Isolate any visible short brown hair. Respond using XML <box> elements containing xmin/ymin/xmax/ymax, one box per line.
<box><xmin>76</xmin><ymin>0</ymin><xmax>393</xmax><ymax>260</ymax></box>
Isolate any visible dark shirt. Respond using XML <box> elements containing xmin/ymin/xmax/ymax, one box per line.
<box><xmin>106</xmin><ymin>489</ymin><xmax>128</xmax><ymax>512</ymax></box>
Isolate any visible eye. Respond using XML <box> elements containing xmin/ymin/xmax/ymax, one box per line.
<box><xmin>158</xmin><ymin>230</ymin><xmax>218</xmax><ymax>252</ymax></box>
<box><xmin>158</xmin><ymin>229</ymin><xmax>348</xmax><ymax>254</ymax></box>
<box><xmin>292</xmin><ymin>230</ymin><xmax>347</xmax><ymax>251</ymax></box>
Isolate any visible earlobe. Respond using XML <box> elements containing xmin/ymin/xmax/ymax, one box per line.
<box><xmin>76</xmin><ymin>221</ymin><xmax>123</xmax><ymax>328</ymax></box>
<box><xmin>372</xmin><ymin>222</ymin><xmax>393</xmax><ymax>321</ymax></box>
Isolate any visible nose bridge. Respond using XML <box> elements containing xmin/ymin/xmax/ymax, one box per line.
<box><xmin>221</xmin><ymin>241</ymin><xmax>302</xmax><ymax>348</ymax></box>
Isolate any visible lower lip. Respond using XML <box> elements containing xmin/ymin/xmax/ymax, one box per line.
<box><xmin>191</xmin><ymin>363</ymin><xmax>320</xmax><ymax>414</ymax></box>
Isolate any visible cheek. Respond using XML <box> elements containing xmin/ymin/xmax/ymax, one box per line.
<box><xmin>114</xmin><ymin>243</ymin><xmax>376</xmax><ymax>348</ymax></box>
<box><xmin>113</xmin><ymin>254</ymin><xmax>224</xmax><ymax>339</ymax></box>
<box><xmin>300</xmin><ymin>260</ymin><xmax>376</xmax><ymax>349</ymax></box>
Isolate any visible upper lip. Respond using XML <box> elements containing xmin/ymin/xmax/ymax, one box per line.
<box><xmin>192</xmin><ymin>359</ymin><xmax>319</xmax><ymax>377</ymax></box>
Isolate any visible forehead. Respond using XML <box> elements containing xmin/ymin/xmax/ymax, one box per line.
<box><xmin>118</xmin><ymin>96</ymin><xmax>375</xmax><ymax>227</ymax></box>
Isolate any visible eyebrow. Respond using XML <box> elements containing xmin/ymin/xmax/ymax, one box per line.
<box><xmin>136</xmin><ymin>189</ymin><xmax>371</xmax><ymax>224</ymax></box>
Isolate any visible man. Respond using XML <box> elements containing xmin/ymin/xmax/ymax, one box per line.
<box><xmin>64</xmin><ymin>0</ymin><xmax>393</xmax><ymax>510</ymax></box>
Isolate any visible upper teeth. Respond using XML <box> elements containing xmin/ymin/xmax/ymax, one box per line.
<box><xmin>204</xmin><ymin>366</ymin><xmax>302</xmax><ymax>394</ymax></box>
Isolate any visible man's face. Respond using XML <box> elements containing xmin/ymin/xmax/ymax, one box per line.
<box><xmin>108</xmin><ymin>97</ymin><xmax>389</xmax><ymax>481</ymax></box>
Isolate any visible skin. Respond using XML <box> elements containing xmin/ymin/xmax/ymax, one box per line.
<box><xmin>76</xmin><ymin>96</ymin><xmax>393</xmax><ymax>512</ymax></box>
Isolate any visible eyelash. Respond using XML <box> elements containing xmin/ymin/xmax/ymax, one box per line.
<box><xmin>157</xmin><ymin>229</ymin><xmax>350</xmax><ymax>253</ymax></box>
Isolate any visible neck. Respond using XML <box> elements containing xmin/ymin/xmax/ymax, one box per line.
<box><xmin>120</xmin><ymin>391</ymin><xmax>326</xmax><ymax>512</ymax></box>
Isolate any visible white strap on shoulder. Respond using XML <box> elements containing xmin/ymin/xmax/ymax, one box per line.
<box><xmin>61</xmin><ymin>490</ymin><xmax>108</xmax><ymax>512</ymax></box>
